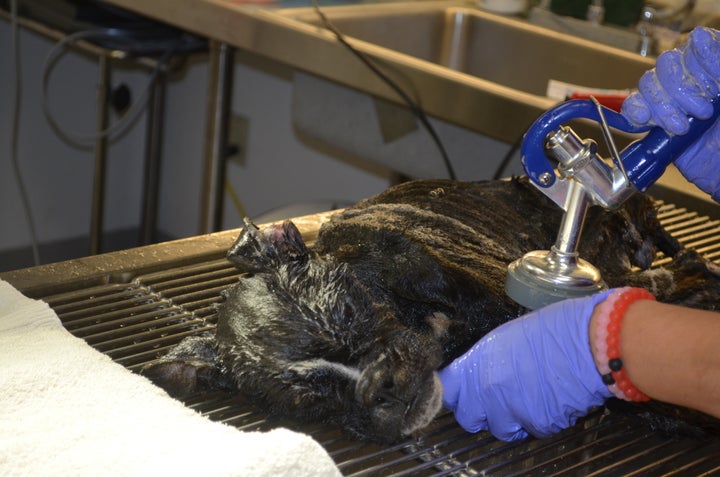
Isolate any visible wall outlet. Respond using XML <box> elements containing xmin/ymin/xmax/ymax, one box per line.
<box><xmin>227</xmin><ymin>113</ymin><xmax>249</xmax><ymax>165</ymax></box>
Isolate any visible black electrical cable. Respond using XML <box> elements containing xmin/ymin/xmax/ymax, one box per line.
<box><xmin>311</xmin><ymin>0</ymin><xmax>457</xmax><ymax>180</ymax></box>
<box><xmin>10</xmin><ymin>0</ymin><xmax>41</xmax><ymax>266</ymax></box>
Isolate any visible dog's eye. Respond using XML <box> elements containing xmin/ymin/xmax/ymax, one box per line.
<box><xmin>343</xmin><ymin>302</ymin><xmax>355</xmax><ymax>322</ymax></box>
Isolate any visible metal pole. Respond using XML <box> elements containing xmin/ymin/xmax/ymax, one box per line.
<box><xmin>199</xmin><ymin>40</ymin><xmax>234</xmax><ymax>234</ymax></box>
<box><xmin>90</xmin><ymin>55</ymin><xmax>110</xmax><ymax>255</ymax></box>
<box><xmin>140</xmin><ymin>69</ymin><xmax>167</xmax><ymax>245</ymax></box>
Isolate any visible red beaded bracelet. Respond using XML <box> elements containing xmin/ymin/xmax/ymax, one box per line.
<box><xmin>591</xmin><ymin>287</ymin><xmax>655</xmax><ymax>402</ymax></box>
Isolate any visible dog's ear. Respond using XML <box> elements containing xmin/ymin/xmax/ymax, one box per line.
<box><xmin>227</xmin><ymin>218</ymin><xmax>309</xmax><ymax>271</ymax></box>
<box><xmin>226</xmin><ymin>218</ymin><xmax>265</xmax><ymax>272</ymax></box>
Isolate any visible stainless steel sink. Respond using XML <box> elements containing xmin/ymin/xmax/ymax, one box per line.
<box><xmin>277</xmin><ymin>1</ymin><xmax>654</xmax><ymax>141</ymax></box>
<box><xmin>96</xmin><ymin>0</ymin><xmax>655</xmax><ymax>144</ymax></box>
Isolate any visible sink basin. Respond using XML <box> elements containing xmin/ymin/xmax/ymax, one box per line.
<box><xmin>527</xmin><ymin>6</ymin><xmax>647</xmax><ymax>54</ymax></box>
<box><xmin>277</xmin><ymin>1</ymin><xmax>654</xmax><ymax>141</ymax></box>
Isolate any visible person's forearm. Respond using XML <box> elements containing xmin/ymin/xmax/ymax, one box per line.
<box><xmin>590</xmin><ymin>299</ymin><xmax>720</xmax><ymax>418</ymax></box>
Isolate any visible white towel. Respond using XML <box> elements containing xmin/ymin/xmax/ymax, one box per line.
<box><xmin>0</xmin><ymin>280</ymin><xmax>341</xmax><ymax>477</ymax></box>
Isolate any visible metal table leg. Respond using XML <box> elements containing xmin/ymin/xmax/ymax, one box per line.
<box><xmin>140</xmin><ymin>68</ymin><xmax>167</xmax><ymax>245</ymax></box>
<box><xmin>90</xmin><ymin>55</ymin><xmax>110</xmax><ymax>255</ymax></box>
<box><xmin>199</xmin><ymin>40</ymin><xmax>234</xmax><ymax>234</ymax></box>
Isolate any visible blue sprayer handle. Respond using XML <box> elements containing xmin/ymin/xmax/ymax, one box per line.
<box><xmin>522</xmin><ymin>99</ymin><xmax>720</xmax><ymax>192</ymax></box>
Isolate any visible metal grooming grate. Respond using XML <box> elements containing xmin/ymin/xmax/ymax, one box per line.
<box><xmin>39</xmin><ymin>201</ymin><xmax>720</xmax><ymax>476</ymax></box>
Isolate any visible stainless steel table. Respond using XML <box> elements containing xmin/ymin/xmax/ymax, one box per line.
<box><xmin>1</xmin><ymin>5</ymin><xmax>205</xmax><ymax>252</ymax></box>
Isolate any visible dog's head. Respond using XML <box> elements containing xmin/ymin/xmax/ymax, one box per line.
<box><xmin>222</xmin><ymin>218</ymin><xmax>444</xmax><ymax>442</ymax></box>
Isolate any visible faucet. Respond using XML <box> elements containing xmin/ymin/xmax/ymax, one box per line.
<box><xmin>636</xmin><ymin>7</ymin><xmax>655</xmax><ymax>56</ymax></box>
<box><xmin>636</xmin><ymin>0</ymin><xmax>696</xmax><ymax>56</ymax></box>
<box><xmin>642</xmin><ymin>0</ymin><xmax>697</xmax><ymax>32</ymax></box>
<box><xmin>586</xmin><ymin>0</ymin><xmax>605</xmax><ymax>25</ymax></box>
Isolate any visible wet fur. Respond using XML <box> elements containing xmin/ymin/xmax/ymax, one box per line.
<box><xmin>143</xmin><ymin>178</ymin><xmax>720</xmax><ymax>442</ymax></box>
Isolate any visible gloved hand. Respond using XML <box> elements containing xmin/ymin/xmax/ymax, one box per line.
<box><xmin>439</xmin><ymin>291</ymin><xmax>613</xmax><ymax>441</ymax></box>
<box><xmin>621</xmin><ymin>27</ymin><xmax>720</xmax><ymax>202</ymax></box>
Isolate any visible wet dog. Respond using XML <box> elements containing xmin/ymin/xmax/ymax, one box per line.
<box><xmin>143</xmin><ymin>178</ymin><xmax>720</xmax><ymax>442</ymax></box>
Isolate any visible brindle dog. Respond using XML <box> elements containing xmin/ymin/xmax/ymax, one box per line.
<box><xmin>143</xmin><ymin>178</ymin><xmax>720</xmax><ymax>442</ymax></box>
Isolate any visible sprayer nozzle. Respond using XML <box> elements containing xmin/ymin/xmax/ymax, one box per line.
<box><xmin>505</xmin><ymin>250</ymin><xmax>606</xmax><ymax>310</ymax></box>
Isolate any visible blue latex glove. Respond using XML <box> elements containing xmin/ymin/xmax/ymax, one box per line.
<box><xmin>439</xmin><ymin>291</ymin><xmax>613</xmax><ymax>441</ymax></box>
<box><xmin>621</xmin><ymin>27</ymin><xmax>720</xmax><ymax>202</ymax></box>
